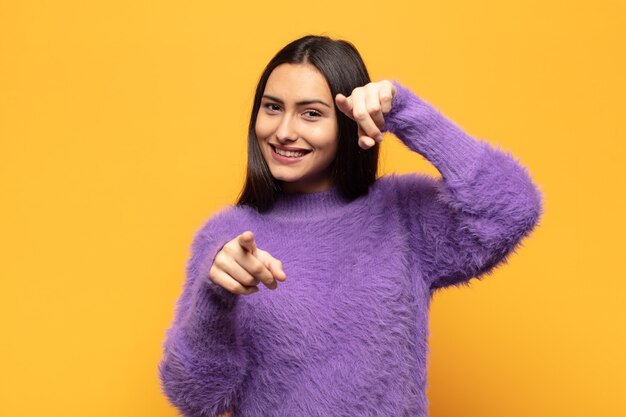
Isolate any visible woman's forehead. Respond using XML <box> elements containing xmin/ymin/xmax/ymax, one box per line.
<box><xmin>265</xmin><ymin>63</ymin><xmax>332</xmax><ymax>100</ymax></box>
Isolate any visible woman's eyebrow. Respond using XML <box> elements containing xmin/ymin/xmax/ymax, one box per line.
<box><xmin>262</xmin><ymin>94</ymin><xmax>331</xmax><ymax>108</ymax></box>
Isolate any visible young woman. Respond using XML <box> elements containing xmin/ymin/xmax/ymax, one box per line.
<box><xmin>158</xmin><ymin>35</ymin><xmax>543</xmax><ymax>417</ymax></box>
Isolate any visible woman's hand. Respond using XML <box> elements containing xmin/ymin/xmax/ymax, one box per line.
<box><xmin>209</xmin><ymin>231</ymin><xmax>287</xmax><ymax>295</ymax></box>
<box><xmin>335</xmin><ymin>80</ymin><xmax>397</xmax><ymax>150</ymax></box>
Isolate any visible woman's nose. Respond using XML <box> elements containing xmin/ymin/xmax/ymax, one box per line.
<box><xmin>275</xmin><ymin>113</ymin><xmax>298</xmax><ymax>141</ymax></box>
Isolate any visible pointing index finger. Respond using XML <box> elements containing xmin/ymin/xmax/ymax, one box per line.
<box><xmin>335</xmin><ymin>93</ymin><xmax>354</xmax><ymax>121</ymax></box>
<box><xmin>238</xmin><ymin>231</ymin><xmax>257</xmax><ymax>256</ymax></box>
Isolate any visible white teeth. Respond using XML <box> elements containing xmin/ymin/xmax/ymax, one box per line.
<box><xmin>274</xmin><ymin>147</ymin><xmax>306</xmax><ymax>158</ymax></box>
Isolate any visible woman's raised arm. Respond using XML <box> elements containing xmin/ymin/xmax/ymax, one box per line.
<box><xmin>382</xmin><ymin>80</ymin><xmax>544</xmax><ymax>292</ymax></box>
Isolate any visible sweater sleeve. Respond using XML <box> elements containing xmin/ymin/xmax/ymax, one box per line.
<box><xmin>158</xmin><ymin>211</ymin><xmax>246</xmax><ymax>416</ymax></box>
<box><xmin>382</xmin><ymin>80</ymin><xmax>544</xmax><ymax>292</ymax></box>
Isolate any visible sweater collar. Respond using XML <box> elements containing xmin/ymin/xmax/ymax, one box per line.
<box><xmin>264</xmin><ymin>185</ymin><xmax>355</xmax><ymax>222</ymax></box>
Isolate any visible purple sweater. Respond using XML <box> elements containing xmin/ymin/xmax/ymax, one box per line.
<box><xmin>158</xmin><ymin>80</ymin><xmax>544</xmax><ymax>416</ymax></box>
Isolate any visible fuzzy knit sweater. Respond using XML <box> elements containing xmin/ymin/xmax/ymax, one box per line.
<box><xmin>158</xmin><ymin>80</ymin><xmax>544</xmax><ymax>417</ymax></box>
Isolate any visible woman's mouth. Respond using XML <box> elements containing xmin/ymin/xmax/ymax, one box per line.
<box><xmin>270</xmin><ymin>144</ymin><xmax>311</xmax><ymax>164</ymax></box>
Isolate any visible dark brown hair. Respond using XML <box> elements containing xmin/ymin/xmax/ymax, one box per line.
<box><xmin>235</xmin><ymin>34</ymin><xmax>380</xmax><ymax>212</ymax></box>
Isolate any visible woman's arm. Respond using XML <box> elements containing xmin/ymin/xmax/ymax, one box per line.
<box><xmin>383</xmin><ymin>80</ymin><xmax>544</xmax><ymax>292</ymax></box>
<box><xmin>158</xmin><ymin>212</ymin><xmax>246</xmax><ymax>416</ymax></box>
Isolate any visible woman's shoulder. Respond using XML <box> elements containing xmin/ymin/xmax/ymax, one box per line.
<box><xmin>193</xmin><ymin>203</ymin><xmax>256</xmax><ymax>238</ymax></box>
<box><xmin>373</xmin><ymin>172</ymin><xmax>440</xmax><ymax>202</ymax></box>
<box><xmin>355</xmin><ymin>173</ymin><xmax>440</xmax><ymax>220</ymax></box>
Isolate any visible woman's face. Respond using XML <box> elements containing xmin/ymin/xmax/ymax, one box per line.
<box><xmin>255</xmin><ymin>63</ymin><xmax>339</xmax><ymax>194</ymax></box>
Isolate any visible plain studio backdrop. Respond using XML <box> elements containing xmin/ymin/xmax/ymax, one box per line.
<box><xmin>1</xmin><ymin>1</ymin><xmax>624</xmax><ymax>416</ymax></box>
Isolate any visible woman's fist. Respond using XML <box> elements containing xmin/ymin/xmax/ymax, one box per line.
<box><xmin>208</xmin><ymin>230</ymin><xmax>287</xmax><ymax>295</ymax></box>
<box><xmin>335</xmin><ymin>79</ymin><xmax>397</xmax><ymax>150</ymax></box>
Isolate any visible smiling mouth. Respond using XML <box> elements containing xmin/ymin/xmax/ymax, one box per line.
<box><xmin>270</xmin><ymin>144</ymin><xmax>312</xmax><ymax>158</ymax></box>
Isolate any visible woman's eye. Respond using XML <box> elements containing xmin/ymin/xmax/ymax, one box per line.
<box><xmin>304</xmin><ymin>110</ymin><xmax>321</xmax><ymax>118</ymax></box>
<box><xmin>264</xmin><ymin>103</ymin><xmax>280</xmax><ymax>112</ymax></box>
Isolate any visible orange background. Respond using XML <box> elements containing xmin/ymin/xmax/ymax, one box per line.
<box><xmin>1</xmin><ymin>1</ymin><xmax>624</xmax><ymax>416</ymax></box>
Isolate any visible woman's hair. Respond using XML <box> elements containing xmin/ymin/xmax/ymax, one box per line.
<box><xmin>235</xmin><ymin>34</ymin><xmax>380</xmax><ymax>212</ymax></box>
